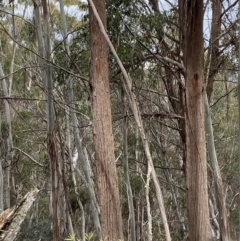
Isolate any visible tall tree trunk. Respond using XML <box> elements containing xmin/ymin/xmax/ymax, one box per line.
<box><xmin>184</xmin><ymin>0</ymin><xmax>210</xmax><ymax>241</ymax></box>
<box><xmin>33</xmin><ymin>0</ymin><xmax>48</xmax><ymax>116</ymax></box>
<box><xmin>42</xmin><ymin>0</ymin><xmax>60</xmax><ymax>240</ymax></box>
<box><xmin>89</xmin><ymin>0</ymin><xmax>124</xmax><ymax>240</ymax></box>
<box><xmin>88</xmin><ymin>1</ymin><xmax>171</xmax><ymax>240</ymax></box>
<box><xmin>184</xmin><ymin>1</ymin><xmax>211</xmax><ymax>240</ymax></box>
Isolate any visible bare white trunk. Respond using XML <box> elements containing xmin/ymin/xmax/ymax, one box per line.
<box><xmin>145</xmin><ymin>166</ymin><xmax>152</xmax><ymax>241</ymax></box>
<box><xmin>0</xmin><ymin>64</ymin><xmax>13</xmax><ymax>209</ymax></box>
<box><xmin>58</xmin><ymin>0</ymin><xmax>101</xmax><ymax>238</ymax></box>
<box><xmin>32</xmin><ymin>0</ymin><xmax>48</xmax><ymax>118</ymax></box>
<box><xmin>209</xmin><ymin>198</ymin><xmax>220</xmax><ymax>239</ymax></box>
<box><xmin>0</xmin><ymin>112</ymin><xmax>3</xmax><ymax>213</ymax></box>
<box><xmin>205</xmin><ymin>65</ymin><xmax>230</xmax><ymax>241</ymax></box>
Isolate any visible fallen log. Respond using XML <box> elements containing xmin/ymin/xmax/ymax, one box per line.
<box><xmin>0</xmin><ymin>188</ymin><xmax>39</xmax><ymax>241</ymax></box>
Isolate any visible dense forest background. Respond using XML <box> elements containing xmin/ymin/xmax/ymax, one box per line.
<box><xmin>0</xmin><ymin>0</ymin><xmax>239</xmax><ymax>240</ymax></box>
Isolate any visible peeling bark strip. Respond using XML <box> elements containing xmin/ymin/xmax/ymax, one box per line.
<box><xmin>184</xmin><ymin>0</ymin><xmax>211</xmax><ymax>240</ymax></box>
<box><xmin>0</xmin><ymin>189</ymin><xmax>39</xmax><ymax>241</ymax></box>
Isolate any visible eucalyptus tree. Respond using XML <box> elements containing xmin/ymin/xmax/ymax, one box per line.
<box><xmin>58</xmin><ymin>0</ymin><xmax>101</xmax><ymax>239</ymax></box>
<box><xmin>42</xmin><ymin>0</ymin><xmax>61</xmax><ymax>239</ymax></box>
<box><xmin>204</xmin><ymin>1</ymin><xmax>230</xmax><ymax>239</ymax></box>
<box><xmin>88</xmin><ymin>1</ymin><xmax>171</xmax><ymax>240</ymax></box>
<box><xmin>0</xmin><ymin>0</ymin><xmax>240</xmax><ymax>240</ymax></box>
<box><xmin>33</xmin><ymin>0</ymin><xmax>61</xmax><ymax>239</ymax></box>
<box><xmin>89</xmin><ymin>0</ymin><xmax>124</xmax><ymax>239</ymax></box>
<box><xmin>181</xmin><ymin>0</ymin><xmax>211</xmax><ymax>240</ymax></box>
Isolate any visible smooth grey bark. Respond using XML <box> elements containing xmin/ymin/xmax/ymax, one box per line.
<box><xmin>88</xmin><ymin>1</ymin><xmax>171</xmax><ymax>240</ymax></box>
<box><xmin>0</xmin><ymin>64</ymin><xmax>13</xmax><ymax>209</ymax></box>
<box><xmin>145</xmin><ymin>159</ymin><xmax>153</xmax><ymax>241</ymax></box>
<box><xmin>32</xmin><ymin>0</ymin><xmax>48</xmax><ymax>118</ymax></box>
<box><xmin>0</xmin><ymin>113</ymin><xmax>2</xmax><ymax>213</ymax></box>
<box><xmin>122</xmin><ymin>92</ymin><xmax>136</xmax><ymax>241</ymax></box>
<box><xmin>204</xmin><ymin>93</ymin><xmax>230</xmax><ymax>241</ymax></box>
<box><xmin>65</xmin><ymin>113</ymin><xmax>80</xmax><ymax>241</ymax></box>
<box><xmin>8</xmin><ymin>5</ymin><xmax>16</xmax><ymax>96</ymax></box>
<box><xmin>204</xmin><ymin>2</ymin><xmax>230</xmax><ymax>239</ymax></box>
<box><xmin>209</xmin><ymin>197</ymin><xmax>220</xmax><ymax>239</ymax></box>
<box><xmin>42</xmin><ymin>1</ymin><xmax>54</xmax><ymax>130</ymax></box>
<box><xmin>33</xmin><ymin>0</ymin><xmax>53</xmax><ymax>227</ymax></box>
<box><xmin>0</xmin><ymin>159</ymin><xmax>3</xmax><ymax>213</ymax></box>
<box><xmin>41</xmin><ymin>0</ymin><xmax>60</xmax><ymax>240</ymax></box>
<box><xmin>206</xmin><ymin>0</ymin><xmax>221</xmax><ymax>100</ymax></box>
<box><xmin>58</xmin><ymin>0</ymin><xmax>101</xmax><ymax>238</ymax></box>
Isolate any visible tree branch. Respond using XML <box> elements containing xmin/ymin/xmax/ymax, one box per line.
<box><xmin>12</xmin><ymin>147</ymin><xmax>44</xmax><ymax>167</ymax></box>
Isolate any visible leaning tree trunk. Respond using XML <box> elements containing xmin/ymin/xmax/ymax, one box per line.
<box><xmin>204</xmin><ymin>1</ymin><xmax>230</xmax><ymax>239</ymax></box>
<box><xmin>204</xmin><ymin>93</ymin><xmax>230</xmax><ymax>241</ymax></box>
<box><xmin>184</xmin><ymin>1</ymin><xmax>211</xmax><ymax>240</ymax></box>
<box><xmin>89</xmin><ymin>0</ymin><xmax>124</xmax><ymax>240</ymax></box>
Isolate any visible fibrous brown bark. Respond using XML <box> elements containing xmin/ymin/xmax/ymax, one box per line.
<box><xmin>88</xmin><ymin>1</ymin><xmax>171</xmax><ymax>239</ymax></box>
<box><xmin>89</xmin><ymin>0</ymin><xmax>124</xmax><ymax>240</ymax></box>
<box><xmin>184</xmin><ymin>1</ymin><xmax>211</xmax><ymax>240</ymax></box>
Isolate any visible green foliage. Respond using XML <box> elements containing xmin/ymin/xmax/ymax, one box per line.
<box><xmin>0</xmin><ymin>0</ymin><xmax>239</xmax><ymax>239</ymax></box>
<box><xmin>19</xmin><ymin>19</ymin><xmax>35</xmax><ymax>44</ymax></box>
<box><xmin>85</xmin><ymin>232</ymin><xmax>94</xmax><ymax>241</ymax></box>
<box><xmin>65</xmin><ymin>234</ymin><xmax>76</xmax><ymax>241</ymax></box>
<box><xmin>130</xmin><ymin>175</ymin><xmax>144</xmax><ymax>195</ymax></box>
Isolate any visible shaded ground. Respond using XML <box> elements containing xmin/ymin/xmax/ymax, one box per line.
<box><xmin>16</xmin><ymin>220</ymin><xmax>52</xmax><ymax>241</ymax></box>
